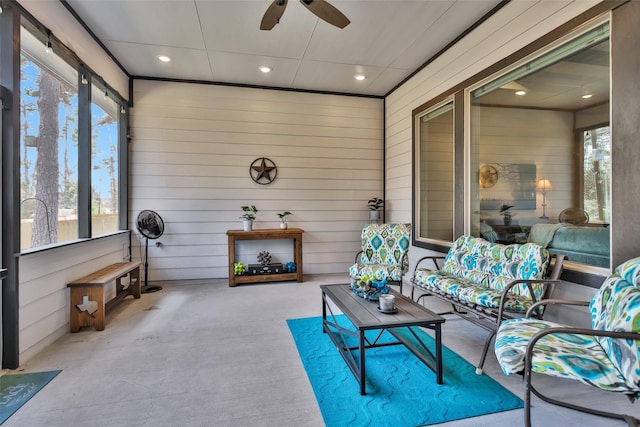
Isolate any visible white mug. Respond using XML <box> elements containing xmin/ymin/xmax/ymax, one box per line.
<box><xmin>379</xmin><ymin>294</ymin><xmax>395</xmax><ymax>311</ymax></box>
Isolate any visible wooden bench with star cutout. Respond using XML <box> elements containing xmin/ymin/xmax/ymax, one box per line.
<box><xmin>67</xmin><ymin>261</ymin><xmax>141</xmax><ymax>332</ymax></box>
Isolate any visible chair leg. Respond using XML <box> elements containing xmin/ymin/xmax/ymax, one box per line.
<box><xmin>525</xmin><ymin>365</ymin><xmax>640</xmax><ymax>426</ymax></box>
<box><xmin>475</xmin><ymin>329</ymin><xmax>497</xmax><ymax>375</ymax></box>
<box><xmin>416</xmin><ymin>292</ymin><xmax>430</xmax><ymax>304</ymax></box>
<box><xmin>525</xmin><ymin>364</ymin><xmax>534</xmax><ymax>427</ymax></box>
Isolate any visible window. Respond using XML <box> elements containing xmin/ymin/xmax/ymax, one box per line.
<box><xmin>412</xmin><ymin>20</ymin><xmax>612</xmax><ymax>270</ymax></box>
<box><xmin>90</xmin><ymin>85</ymin><xmax>119</xmax><ymax>237</ymax></box>
<box><xmin>581</xmin><ymin>125</ymin><xmax>611</xmax><ymax>224</ymax></box>
<box><xmin>414</xmin><ymin>101</ymin><xmax>455</xmax><ymax>244</ymax></box>
<box><xmin>469</xmin><ymin>23</ymin><xmax>610</xmax><ymax>268</ymax></box>
<box><xmin>19</xmin><ymin>24</ymin><xmax>128</xmax><ymax>251</ymax></box>
<box><xmin>20</xmin><ymin>28</ymin><xmax>79</xmax><ymax>249</ymax></box>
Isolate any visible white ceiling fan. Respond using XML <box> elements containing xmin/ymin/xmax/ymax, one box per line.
<box><xmin>260</xmin><ymin>0</ymin><xmax>351</xmax><ymax>31</ymax></box>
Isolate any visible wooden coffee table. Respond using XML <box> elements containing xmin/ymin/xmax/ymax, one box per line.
<box><xmin>320</xmin><ymin>284</ymin><xmax>445</xmax><ymax>395</ymax></box>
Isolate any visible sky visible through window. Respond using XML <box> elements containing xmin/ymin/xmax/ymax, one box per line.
<box><xmin>20</xmin><ymin>55</ymin><xmax>119</xmax><ymax>247</ymax></box>
<box><xmin>20</xmin><ymin>58</ymin><xmax>118</xmax><ymax>215</ymax></box>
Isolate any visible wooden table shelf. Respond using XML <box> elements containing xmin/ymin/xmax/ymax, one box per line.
<box><xmin>227</xmin><ymin>228</ymin><xmax>304</xmax><ymax>287</ymax></box>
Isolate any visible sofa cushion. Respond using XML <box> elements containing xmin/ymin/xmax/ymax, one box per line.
<box><xmin>349</xmin><ymin>223</ymin><xmax>411</xmax><ymax>282</ymax></box>
<box><xmin>441</xmin><ymin>236</ymin><xmax>550</xmax><ymax>300</ymax></box>
<box><xmin>358</xmin><ymin>223</ymin><xmax>411</xmax><ymax>266</ymax></box>
<box><xmin>550</xmin><ymin>225</ymin><xmax>610</xmax><ymax>255</ymax></box>
<box><xmin>495</xmin><ymin>317</ymin><xmax>629</xmax><ymax>391</ymax></box>
<box><xmin>546</xmin><ymin>224</ymin><xmax>610</xmax><ymax>267</ymax></box>
<box><xmin>414</xmin><ymin>269</ymin><xmax>541</xmax><ymax>312</ymax></box>
<box><xmin>590</xmin><ymin>257</ymin><xmax>640</xmax><ymax>389</ymax></box>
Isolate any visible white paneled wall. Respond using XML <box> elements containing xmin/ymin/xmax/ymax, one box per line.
<box><xmin>130</xmin><ymin>80</ymin><xmax>383</xmax><ymax>281</ymax></box>
<box><xmin>19</xmin><ymin>233</ymin><xmax>130</xmax><ymax>362</ymax></box>
<box><xmin>474</xmin><ymin>106</ymin><xmax>574</xmax><ymax>221</ymax></box>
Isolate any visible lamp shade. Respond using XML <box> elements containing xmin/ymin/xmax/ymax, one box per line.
<box><xmin>536</xmin><ymin>179</ymin><xmax>552</xmax><ymax>191</ymax></box>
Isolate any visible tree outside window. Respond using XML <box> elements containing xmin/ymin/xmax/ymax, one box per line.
<box><xmin>20</xmin><ymin>50</ymin><xmax>79</xmax><ymax>249</ymax></box>
<box><xmin>90</xmin><ymin>86</ymin><xmax>119</xmax><ymax>237</ymax></box>
<box><xmin>583</xmin><ymin>127</ymin><xmax>611</xmax><ymax>223</ymax></box>
<box><xmin>20</xmin><ymin>27</ymin><xmax>121</xmax><ymax>250</ymax></box>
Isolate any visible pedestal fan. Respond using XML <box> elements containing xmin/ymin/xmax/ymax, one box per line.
<box><xmin>136</xmin><ymin>210</ymin><xmax>164</xmax><ymax>293</ymax></box>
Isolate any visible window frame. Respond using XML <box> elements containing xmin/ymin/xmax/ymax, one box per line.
<box><xmin>89</xmin><ymin>81</ymin><xmax>122</xmax><ymax>238</ymax></box>
<box><xmin>412</xmin><ymin>15</ymin><xmax>613</xmax><ymax>286</ymax></box>
<box><xmin>413</xmin><ymin>98</ymin><xmax>456</xmax><ymax>248</ymax></box>
<box><xmin>412</xmin><ymin>91</ymin><xmax>466</xmax><ymax>253</ymax></box>
<box><xmin>577</xmin><ymin>122</ymin><xmax>611</xmax><ymax>225</ymax></box>
<box><xmin>17</xmin><ymin>18</ymin><xmax>129</xmax><ymax>254</ymax></box>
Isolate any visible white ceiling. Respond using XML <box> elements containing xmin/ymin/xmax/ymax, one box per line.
<box><xmin>64</xmin><ymin>0</ymin><xmax>502</xmax><ymax>97</ymax></box>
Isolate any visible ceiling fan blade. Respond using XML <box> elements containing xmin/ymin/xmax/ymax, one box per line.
<box><xmin>300</xmin><ymin>0</ymin><xmax>350</xmax><ymax>29</ymax></box>
<box><xmin>260</xmin><ymin>0</ymin><xmax>288</xmax><ymax>31</ymax></box>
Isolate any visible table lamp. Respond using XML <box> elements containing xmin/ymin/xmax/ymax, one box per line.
<box><xmin>536</xmin><ymin>179</ymin><xmax>552</xmax><ymax>219</ymax></box>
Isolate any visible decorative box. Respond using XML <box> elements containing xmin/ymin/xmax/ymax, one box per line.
<box><xmin>350</xmin><ymin>279</ymin><xmax>390</xmax><ymax>301</ymax></box>
<box><xmin>247</xmin><ymin>263</ymin><xmax>283</xmax><ymax>275</ymax></box>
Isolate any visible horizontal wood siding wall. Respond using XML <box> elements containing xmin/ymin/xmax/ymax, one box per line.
<box><xmin>19</xmin><ymin>234</ymin><xmax>130</xmax><ymax>362</ymax></box>
<box><xmin>474</xmin><ymin>106</ymin><xmax>574</xmax><ymax>222</ymax></box>
<box><xmin>130</xmin><ymin>80</ymin><xmax>383</xmax><ymax>281</ymax></box>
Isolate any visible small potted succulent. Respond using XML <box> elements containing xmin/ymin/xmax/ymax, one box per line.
<box><xmin>240</xmin><ymin>205</ymin><xmax>258</xmax><ymax>231</ymax></box>
<box><xmin>277</xmin><ymin>211</ymin><xmax>292</xmax><ymax>229</ymax></box>
<box><xmin>233</xmin><ymin>262</ymin><xmax>246</xmax><ymax>276</ymax></box>
<box><xmin>368</xmin><ymin>197</ymin><xmax>384</xmax><ymax>223</ymax></box>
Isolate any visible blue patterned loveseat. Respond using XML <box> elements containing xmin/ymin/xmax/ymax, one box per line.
<box><xmin>411</xmin><ymin>235</ymin><xmax>565</xmax><ymax>374</ymax></box>
<box><xmin>495</xmin><ymin>257</ymin><xmax>640</xmax><ymax>426</ymax></box>
<box><xmin>349</xmin><ymin>223</ymin><xmax>411</xmax><ymax>293</ymax></box>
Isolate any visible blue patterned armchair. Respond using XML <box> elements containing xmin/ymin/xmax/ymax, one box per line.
<box><xmin>495</xmin><ymin>257</ymin><xmax>640</xmax><ymax>426</ymax></box>
<box><xmin>349</xmin><ymin>223</ymin><xmax>411</xmax><ymax>293</ymax></box>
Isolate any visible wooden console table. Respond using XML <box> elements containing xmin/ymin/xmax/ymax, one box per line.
<box><xmin>227</xmin><ymin>228</ymin><xmax>304</xmax><ymax>287</ymax></box>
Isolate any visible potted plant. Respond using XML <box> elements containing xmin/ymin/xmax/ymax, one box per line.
<box><xmin>276</xmin><ymin>211</ymin><xmax>292</xmax><ymax>229</ymax></box>
<box><xmin>240</xmin><ymin>205</ymin><xmax>258</xmax><ymax>231</ymax></box>
<box><xmin>368</xmin><ymin>197</ymin><xmax>384</xmax><ymax>223</ymax></box>
<box><xmin>499</xmin><ymin>204</ymin><xmax>515</xmax><ymax>226</ymax></box>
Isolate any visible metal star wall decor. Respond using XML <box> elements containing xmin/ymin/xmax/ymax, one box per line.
<box><xmin>250</xmin><ymin>157</ymin><xmax>277</xmax><ymax>185</ymax></box>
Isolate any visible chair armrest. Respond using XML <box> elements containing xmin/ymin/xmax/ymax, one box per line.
<box><xmin>547</xmin><ymin>253</ymin><xmax>566</xmax><ymax>281</ymax></box>
<box><xmin>354</xmin><ymin>250</ymin><xmax>363</xmax><ymax>264</ymax></box>
<box><xmin>413</xmin><ymin>256</ymin><xmax>445</xmax><ymax>275</ymax></box>
<box><xmin>400</xmin><ymin>251</ymin><xmax>410</xmax><ymax>274</ymax></box>
<box><xmin>525</xmin><ymin>298</ymin><xmax>590</xmax><ymax>318</ymax></box>
<box><xmin>497</xmin><ymin>279</ymin><xmax>562</xmax><ymax>322</ymax></box>
<box><xmin>529</xmin><ymin>327</ymin><xmax>640</xmax><ymax>345</ymax></box>
<box><xmin>494</xmin><ymin>254</ymin><xmax>567</xmax><ymax>321</ymax></box>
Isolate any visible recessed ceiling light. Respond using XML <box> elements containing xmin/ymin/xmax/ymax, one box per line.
<box><xmin>515</xmin><ymin>90</ymin><xmax>526</xmax><ymax>96</ymax></box>
<box><xmin>354</xmin><ymin>74</ymin><xmax>366</xmax><ymax>81</ymax></box>
<box><xmin>158</xmin><ymin>55</ymin><xmax>171</xmax><ymax>63</ymax></box>
<box><xmin>582</xmin><ymin>94</ymin><xmax>593</xmax><ymax>99</ymax></box>
<box><xmin>259</xmin><ymin>66</ymin><xmax>272</xmax><ymax>73</ymax></box>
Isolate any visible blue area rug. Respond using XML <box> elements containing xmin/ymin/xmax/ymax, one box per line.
<box><xmin>0</xmin><ymin>370</ymin><xmax>61</xmax><ymax>424</ymax></box>
<box><xmin>287</xmin><ymin>316</ymin><xmax>522</xmax><ymax>427</ymax></box>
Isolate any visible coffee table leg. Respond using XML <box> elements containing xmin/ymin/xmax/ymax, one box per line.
<box><xmin>359</xmin><ymin>330</ymin><xmax>366</xmax><ymax>395</ymax></box>
<box><xmin>322</xmin><ymin>291</ymin><xmax>327</xmax><ymax>333</ymax></box>
<box><xmin>435</xmin><ymin>323</ymin><xmax>443</xmax><ymax>384</ymax></box>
